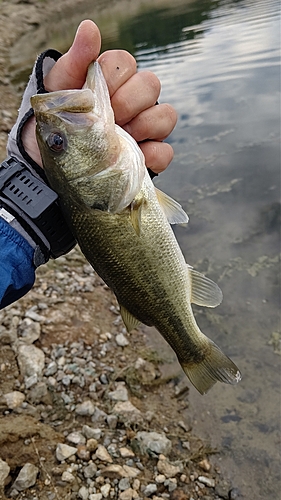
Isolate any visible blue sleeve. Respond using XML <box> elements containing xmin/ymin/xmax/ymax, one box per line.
<box><xmin>0</xmin><ymin>218</ymin><xmax>36</xmax><ymax>309</ymax></box>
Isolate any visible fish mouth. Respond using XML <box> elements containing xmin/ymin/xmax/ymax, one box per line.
<box><xmin>31</xmin><ymin>88</ymin><xmax>94</xmax><ymax>113</ymax></box>
<box><xmin>31</xmin><ymin>88</ymin><xmax>97</xmax><ymax>127</ymax></box>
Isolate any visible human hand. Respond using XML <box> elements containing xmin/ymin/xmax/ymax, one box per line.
<box><xmin>22</xmin><ymin>20</ymin><xmax>177</xmax><ymax>174</ymax></box>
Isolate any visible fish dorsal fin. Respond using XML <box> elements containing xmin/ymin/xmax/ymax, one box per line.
<box><xmin>120</xmin><ymin>305</ymin><xmax>140</xmax><ymax>332</ymax></box>
<box><xmin>188</xmin><ymin>267</ymin><xmax>223</xmax><ymax>307</ymax></box>
<box><xmin>155</xmin><ymin>188</ymin><xmax>189</xmax><ymax>225</ymax></box>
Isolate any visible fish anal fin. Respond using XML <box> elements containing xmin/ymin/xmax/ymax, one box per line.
<box><xmin>189</xmin><ymin>267</ymin><xmax>223</xmax><ymax>308</ymax></box>
<box><xmin>155</xmin><ymin>187</ymin><xmax>189</xmax><ymax>225</ymax></box>
<box><xmin>120</xmin><ymin>304</ymin><xmax>140</xmax><ymax>332</ymax></box>
<box><xmin>181</xmin><ymin>340</ymin><xmax>241</xmax><ymax>395</ymax></box>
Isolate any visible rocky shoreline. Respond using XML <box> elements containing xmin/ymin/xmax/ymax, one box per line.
<box><xmin>0</xmin><ymin>1</ymin><xmax>240</xmax><ymax>499</ymax></box>
<box><xmin>0</xmin><ymin>249</ymin><xmax>239</xmax><ymax>500</ymax></box>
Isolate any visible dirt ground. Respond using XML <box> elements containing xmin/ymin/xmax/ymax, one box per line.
<box><xmin>0</xmin><ymin>1</ymin><xmax>240</xmax><ymax>499</ymax></box>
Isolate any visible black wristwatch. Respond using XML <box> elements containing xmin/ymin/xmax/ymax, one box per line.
<box><xmin>0</xmin><ymin>156</ymin><xmax>76</xmax><ymax>262</ymax></box>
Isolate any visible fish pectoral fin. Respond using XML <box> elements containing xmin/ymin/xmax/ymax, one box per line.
<box><xmin>120</xmin><ymin>305</ymin><xmax>141</xmax><ymax>332</ymax></box>
<box><xmin>155</xmin><ymin>188</ymin><xmax>189</xmax><ymax>225</ymax></box>
<box><xmin>181</xmin><ymin>339</ymin><xmax>242</xmax><ymax>395</ymax></box>
<box><xmin>130</xmin><ymin>201</ymin><xmax>142</xmax><ymax>236</ymax></box>
<box><xmin>188</xmin><ymin>267</ymin><xmax>223</xmax><ymax>307</ymax></box>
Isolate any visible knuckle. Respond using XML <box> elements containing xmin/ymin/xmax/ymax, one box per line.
<box><xmin>139</xmin><ymin>70</ymin><xmax>161</xmax><ymax>96</ymax></box>
<box><xmin>160</xmin><ymin>103</ymin><xmax>178</xmax><ymax>130</ymax></box>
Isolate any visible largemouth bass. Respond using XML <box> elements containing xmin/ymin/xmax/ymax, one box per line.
<box><xmin>31</xmin><ymin>62</ymin><xmax>241</xmax><ymax>394</ymax></box>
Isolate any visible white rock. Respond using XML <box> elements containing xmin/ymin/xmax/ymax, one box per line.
<box><xmin>118</xmin><ymin>477</ymin><xmax>130</xmax><ymax>491</ymax></box>
<box><xmin>76</xmin><ymin>400</ymin><xmax>96</xmax><ymax>416</ymax></box>
<box><xmin>91</xmin><ymin>407</ymin><xmax>108</xmax><ymax>423</ymax></box>
<box><xmin>56</xmin><ymin>443</ymin><xmax>77</xmax><ymax>462</ymax></box>
<box><xmin>2</xmin><ymin>391</ymin><xmax>25</xmax><ymax>409</ymax></box>
<box><xmin>66</xmin><ymin>431</ymin><xmax>86</xmax><ymax>445</ymax></box>
<box><xmin>61</xmin><ymin>471</ymin><xmax>75</xmax><ymax>483</ymax></box>
<box><xmin>89</xmin><ymin>494</ymin><xmax>102</xmax><ymax>500</ymax></box>
<box><xmin>119</xmin><ymin>488</ymin><xmax>138</xmax><ymax>500</ymax></box>
<box><xmin>133</xmin><ymin>431</ymin><xmax>172</xmax><ymax>456</ymax></box>
<box><xmin>25</xmin><ymin>374</ymin><xmax>38</xmax><ymax>389</ymax></box>
<box><xmin>101</xmin><ymin>464</ymin><xmax>127</xmax><ymax>479</ymax></box>
<box><xmin>198</xmin><ymin>475</ymin><xmax>215</xmax><ymax>488</ymax></box>
<box><xmin>132</xmin><ymin>478</ymin><xmax>140</xmax><ymax>490</ymax></box>
<box><xmin>134</xmin><ymin>357</ymin><xmax>146</xmax><ymax>369</ymax></box>
<box><xmin>119</xmin><ymin>447</ymin><xmax>135</xmax><ymax>458</ymax></box>
<box><xmin>45</xmin><ymin>361</ymin><xmax>58</xmax><ymax>376</ymax></box>
<box><xmin>25</xmin><ymin>309</ymin><xmax>45</xmax><ymax>322</ymax></box>
<box><xmin>143</xmin><ymin>483</ymin><xmax>157</xmax><ymax>496</ymax></box>
<box><xmin>155</xmin><ymin>474</ymin><xmax>166</xmax><ymax>483</ymax></box>
<box><xmin>18</xmin><ymin>318</ymin><xmax>41</xmax><ymax>344</ymax></box>
<box><xmin>112</xmin><ymin>401</ymin><xmax>141</xmax><ymax>421</ymax></box>
<box><xmin>106</xmin><ymin>414</ymin><xmax>118</xmax><ymax>429</ymax></box>
<box><xmin>12</xmin><ymin>463</ymin><xmax>39</xmax><ymax>491</ymax></box>
<box><xmin>84</xmin><ymin>463</ymin><xmax>97</xmax><ymax>479</ymax></box>
<box><xmin>108</xmin><ymin>383</ymin><xmax>128</xmax><ymax>402</ymax></box>
<box><xmin>78</xmin><ymin>485</ymin><xmax>89</xmax><ymax>499</ymax></box>
<box><xmin>95</xmin><ymin>444</ymin><xmax>113</xmax><ymax>463</ymax></box>
<box><xmin>100</xmin><ymin>483</ymin><xmax>111</xmax><ymax>497</ymax></box>
<box><xmin>157</xmin><ymin>458</ymin><xmax>183</xmax><ymax>478</ymax></box>
<box><xmin>116</xmin><ymin>333</ymin><xmax>129</xmax><ymax>347</ymax></box>
<box><xmin>122</xmin><ymin>465</ymin><xmax>140</xmax><ymax>478</ymax></box>
<box><xmin>82</xmin><ymin>425</ymin><xmax>102</xmax><ymax>440</ymax></box>
<box><xmin>17</xmin><ymin>344</ymin><xmax>45</xmax><ymax>378</ymax></box>
<box><xmin>0</xmin><ymin>458</ymin><xmax>10</xmax><ymax>487</ymax></box>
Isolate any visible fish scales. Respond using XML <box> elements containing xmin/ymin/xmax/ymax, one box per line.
<box><xmin>64</xmin><ymin>177</ymin><xmax>195</xmax><ymax>337</ymax></box>
<box><xmin>31</xmin><ymin>61</ymin><xmax>241</xmax><ymax>395</ymax></box>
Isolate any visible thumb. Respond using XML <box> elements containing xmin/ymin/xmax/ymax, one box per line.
<box><xmin>44</xmin><ymin>20</ymin><xmax>101</xmax><ymax>91</ymax></box>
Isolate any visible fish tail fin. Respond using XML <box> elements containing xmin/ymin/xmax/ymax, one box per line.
<box><xmin>181</xmin><ymin>339</ymin><xmax>241</xmax><ymax>395</ymax></box>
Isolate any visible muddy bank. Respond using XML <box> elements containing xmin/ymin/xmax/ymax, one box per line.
<box><xmin>0</xmin><ymin>1</ymin><xmax>240</xmax><ymax>499</ymax></box>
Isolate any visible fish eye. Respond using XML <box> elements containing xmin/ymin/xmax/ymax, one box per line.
<box><xmin>46</xmin><ymin>132</ymin><xmax>66</xmax><ymax>153</ymax></box>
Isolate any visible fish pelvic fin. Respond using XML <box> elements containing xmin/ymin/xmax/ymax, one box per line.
<box><xmin>120</xmin><ymin>304</ymin><xmax>141</xmax><ymax>332</ymax></box>
<box><xmin>181</xmin><ymin>340</ymin><xmax>241</xmax><ymax>395</ymax></box>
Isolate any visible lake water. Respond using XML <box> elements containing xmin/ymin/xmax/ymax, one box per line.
<box><xmin>11</xmin><ymin>0</ymin><xmax>280</xmax><ymax>498</ymax></box>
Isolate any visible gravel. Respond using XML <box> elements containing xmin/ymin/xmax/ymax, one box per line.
<box><xmin>0</xmin><ymin>246</ymin><xmax>240</xmax><ymax>499</ymax></box>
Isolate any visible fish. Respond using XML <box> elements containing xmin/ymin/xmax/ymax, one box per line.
<box><xmin>30</xmin><ymin>61</ymin><xmax>241</xmax><ymax>395</ymax></box>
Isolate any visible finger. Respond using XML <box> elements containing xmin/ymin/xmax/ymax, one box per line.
<box><xmin>140</xmin><ymin>141</ymin><xmax>174</xmax><ymax>173</ymax></box>
<box><xmin>44</xmin><ymin>20</ymin><xmax>101</xmax><ymax>91</ymax></box>
<box><xmin>123</xmin><ymin>103</ymin><xmax>177</xmax><ymax>143</ymax></box>
<box><xmin>98</xmin><ymin>50</ymin><xmax>137</xmax><ymax>97</ymax></box>
<box><xmin>111</xmin><ymin>71</ymin><xmax>161</xmax><ymax>126</ymax></box>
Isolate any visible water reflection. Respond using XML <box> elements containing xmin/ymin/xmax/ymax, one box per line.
<box><xmin>10</xmin><ymin>0</ymin><xmax>280</xmax><ymax>498</ymax></box>
<box><xmin>142</xmin><ymin>2</ymin><xmax>280</xmax><ymax>499</ymax></box>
